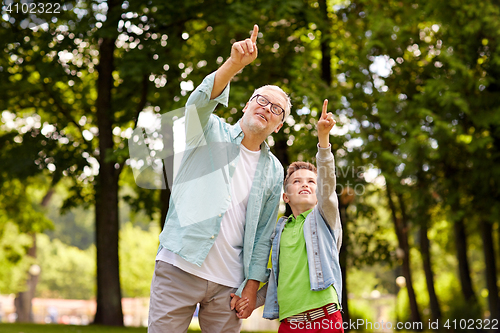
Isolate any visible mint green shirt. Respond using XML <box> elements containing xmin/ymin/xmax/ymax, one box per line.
<box><xmin>277</xmin><ymin>209</ymin><xmax>339</xmax><ymax>320</ymax></box>
<box><xmin>158</xmin><ymin>72</ymin><xmax>284</xmax><ymax>296</ymax></box>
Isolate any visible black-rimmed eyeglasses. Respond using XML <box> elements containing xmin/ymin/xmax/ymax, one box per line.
<box><xmin>251</xmin><ymin>94</ymin><xmax>285</xmax><ymax>121</ymax></box>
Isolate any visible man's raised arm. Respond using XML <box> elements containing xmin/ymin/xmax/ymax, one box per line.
<box><xmin>210</xmin><ymin>25</ymin><xmax>259</xmax><ymax>100</ymax></box>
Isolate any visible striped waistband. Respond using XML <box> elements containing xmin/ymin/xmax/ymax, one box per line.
<box><xmin>285</xmin><ymin>303</ymin><xmax>338</xmax><ymax>323</ymax></box>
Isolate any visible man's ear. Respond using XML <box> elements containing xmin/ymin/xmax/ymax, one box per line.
<box><xmin>283</xmin><ymin>192</ymin><xmax>289</xmax><ymax>204</ymax></box>
<box><xmin>274</xmin><ymin>122</ymin><xmax>284</xmax><ymax>133</ymax></box>
<box><xmin>242</xmin><ymin>102</ymin><xmax>249</xmax><ymax>113</ymax></box>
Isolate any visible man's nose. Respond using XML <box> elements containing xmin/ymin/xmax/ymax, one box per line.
<box><xmin>263</xmin><ymin>103</ymin><xmax>272</xmax><ymax>113</ymax></box>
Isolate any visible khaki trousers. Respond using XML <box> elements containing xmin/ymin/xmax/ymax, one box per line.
<box><xmin>148</xmin><ymin>260</ymin><xmax>242</xmax><ymax>333</ymax></box>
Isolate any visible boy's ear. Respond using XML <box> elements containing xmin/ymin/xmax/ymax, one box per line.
<box><xmin>283</xmin><ymin>192</ymin><xmax>290</xmax><ymax>204</ymax></box>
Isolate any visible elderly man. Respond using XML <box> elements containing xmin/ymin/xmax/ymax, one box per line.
<box><xmin>148</xmin><ymin>25</ymin><xmax>292</xmax><ymax>333</ymax></box>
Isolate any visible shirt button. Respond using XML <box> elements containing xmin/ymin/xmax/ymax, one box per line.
<box><xmin>218</xmin><ymin>214</ymin><xmax>222</xmax><ymax>217</ymax></box>
<box><xmin>211</xmin><ymin>235</ymin><xmax>215</xmax><ymax>239</ymax></box>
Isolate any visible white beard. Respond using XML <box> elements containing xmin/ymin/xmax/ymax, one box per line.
<box><xmin>241</xmin><ymin>114</ymin><xmax>267</xmax><ymax>134</ymax></box>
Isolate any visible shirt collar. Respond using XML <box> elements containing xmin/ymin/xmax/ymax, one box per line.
<box><xmin>230</xmin><ymin>121</ymin><xmax>243</xmax><ymax>142</ymax></box>
<box><xmin>287</xmin><ymin>208</ymin><xmax>313</xmax><ymax>223</ymax></box>
<box><xmin>232</xmin><ymin>120</ymin><xmax>271</xmax><ymax>155</ymax></box>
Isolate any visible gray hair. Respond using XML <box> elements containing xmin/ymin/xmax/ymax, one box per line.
<box><xmin>250</xmin><ymin>85</ymin><xmax>292</xmax><ymax>122</ymax></box>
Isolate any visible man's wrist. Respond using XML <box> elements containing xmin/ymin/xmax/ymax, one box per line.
<box><xmin>224</xmin><ymin>57</ymin><xmax>245</xmax><ymax>73</ymax></box>
<box><xmin>211</xmin><ymin>58</ymin><xmax>244</xmax><ymax>99</ymax></box>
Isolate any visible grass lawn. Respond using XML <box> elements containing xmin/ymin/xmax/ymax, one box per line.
<box><xmin>0</xmin><ymin>324</ymin><xmax>148</xmax><ymax>333</ymax></box>
<box><xmin>0</xmin><ymin>324</ymin><xmax>273</xmax><ymax>333</ymax></box>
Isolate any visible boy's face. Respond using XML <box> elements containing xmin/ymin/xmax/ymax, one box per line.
<box><xmin>283</xmin><ymin>169</ymin><xmax>318</xmax><ymax>214</ymax></box>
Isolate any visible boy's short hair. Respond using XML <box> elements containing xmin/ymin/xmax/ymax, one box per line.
<box><xmin>283</xmin><ymin>161</ymin><xmax>317</xmax><ymax>191</ymax></box>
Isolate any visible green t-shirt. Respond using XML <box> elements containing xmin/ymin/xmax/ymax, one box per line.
<box><xmin>277</xmin><ymin>209</ymin><xmax>340</xmax><ymax>320</ymax></box>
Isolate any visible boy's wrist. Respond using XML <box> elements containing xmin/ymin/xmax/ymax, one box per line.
<box><xmin>244</xmin><ymin>279</ymin><xmax>260</xmax><ymax>292</ymax></box>
<box><xmin>318</xmin><ymin>135</ymin><xmax>329</xmax><ymax>148</ymax></box>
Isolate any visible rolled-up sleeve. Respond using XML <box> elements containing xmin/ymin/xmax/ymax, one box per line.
<box><xmin>185</xmin><ymin>71</ymin><xmax>230</xmax><ymax>129</ymax></box>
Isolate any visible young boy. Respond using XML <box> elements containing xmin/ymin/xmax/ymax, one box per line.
<box><xmin>232</xmin><ymin>100</ymin><xmax>344</xmax><ymax>332</ymax></box>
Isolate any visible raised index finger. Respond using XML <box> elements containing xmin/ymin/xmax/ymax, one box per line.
<box><xmin>250</xmin><ymin>24</ymin><xmax>259</xmax><ymax>43</ymax></box>
<box><xmin>321</xmin><ymin>99</ymin><xmax>328</xmax><ymax>118</ymax></box>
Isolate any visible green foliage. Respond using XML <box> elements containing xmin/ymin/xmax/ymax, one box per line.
<box><xmin>0</xmin><ymin>222</ymin><xmax>32</xmax><ymax>294</ymax></box>
<box><xmin>348</xmin><ymin>299</ymin><xmax>377</xmax><ymax>331</ymax></box>
<box><xmin>348</xmin><ymin>185</ymin><xmax>396</xmax><ymax>267</ymax></box>
<box><xmin>331</xmin><ymin>0</ymin><xmax>500</xmax><ymax>320</ymax></box>
<box><xmin>348</xmin><ymin>267</ymin><xmax>389</xmax><ymax>297</ymax></box>
<box><xmin>445</xmin><ymin>297</ymin><xmax>483</xmax><ymax>331</ymax></box>
<box><xmin>35</xmin><ymin>221</ymin><xmax>161</xmax><ymax>300</ymax></box>
<box><xmin>0</xmin><ymin>174</ymin><xmax>53</xmax><ymax>294</ymax></box>
<box><xmin>36</xmin><ymin>234</ymin><xmax>96</xmax><ymax>300</ymax></box>
<box><xmin>41</xmin><ymin>180</ymin><xmax>95</xmax><ymax>250</ymax></box>
<box><xmin>44</xmin><ymin>204</ymin><xmax>95</xmax><ymax>251</ymax></box>
<box><xmin>396</xmin><ymin>287</ymin><xmax>411</xmax><ymax>323</ymax></box>
<box><xmin>0</xmin><ymin>177</ymin><xmax>53</xmax><ymax>234</ymax></box>
<box><xmin>119</xmin><ymin>222</ymin><xmax>160</xmax><ymax>298</ymax></box>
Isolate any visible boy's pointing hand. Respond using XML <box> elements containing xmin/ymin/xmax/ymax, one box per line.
<box><xmin>317</xmin><ymin>99</ymin><xmax>336</xmax><ymax>147</ymax></box>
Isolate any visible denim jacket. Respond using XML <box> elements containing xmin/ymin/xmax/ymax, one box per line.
<box><xmin>261</xmin><ymin>145</ymin><xmax>343</xmax><ymax>320</ymax></box>
<box><xmin>158</xmin><ymin>72</ymin><xmax>283</xmax><ymax>296</ymax></box>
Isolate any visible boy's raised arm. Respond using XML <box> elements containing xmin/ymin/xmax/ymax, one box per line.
<box><xmin>316</xmin><ymin>100</ymin><xmax>342</xmax><ymax>250</ymax></box>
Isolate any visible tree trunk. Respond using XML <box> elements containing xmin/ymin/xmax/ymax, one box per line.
<box><xmin>93</xmin><ymin>0</ymin><xmax>123</xmax><ymax>325</ymax></box>
<box><xmin>480</xmin><ymin>220</ymin><xmax>499</xmax><ymax>320</ymax></box>
<box><xmin>339</xmin><ymin>200</ymin><xmax>350</xmax><ymax>330</ymax></box>
<box><xmin>415</xmin><ymin>164</ymin><xmax>441</xmax><ymax>323</ymax></box>
<box><xmin>318</xmin><ymin>0</ymin><xmax>332</xmax><ymax>86</ymax></box>
<box><xmin>419</xmin><ymin>222</ymin><xmax>441</xmax><ymax>322</ymax></box>
<box><xmin>491</xmin><ymin>126</ymin><xmax>500</xmax><ymax>315</ymax></box>
<box><xmin>273</xmin><ymin>136</ymin><xmax>291</xmax><ymax>216</ymax></box>
<box><xmin>159</xmin><ymin>114</ymin><xmax>174</xmax><ymax>230</ymax></box>
<box><xmin>15</xmin><ymin>188</ymin><xmax>54</xmax><ymax>322</ymax></box>
<box><xmin>273</xmin><ymin>135</ymin><xmax>289</xmax><ymax>170</ymax></box>
<box><xmin>453</xmin><ymin>218</ymin><xmax>477</xmax><ymax>304</ymax></box>
<box><xmin>160</xmin><ymin>187</ymin><xmax>170</xmax><ymax>230</ymax></box>
<box><xmin>14</xmin><ymin>233</ymin><xmax>38</xmax><ymax>323</ymax></box>
<box><xmin>386</xmin><ymin>185</ymin><xmax>422</xmax><ymax>329</ymax></box>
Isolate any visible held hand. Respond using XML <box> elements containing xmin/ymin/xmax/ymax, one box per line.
<box><xmin>235</xmin><ymin>287</ymin><xmax>257</xmax><ymax>319</ymax></box>
<box><xmin>230</xmin><ymin>293</ymin><xmax>250</xmax><ymax>317</ymax></box>
<box><xmin>317</xmin><ymin>99</ymin><xmax>336</xmax><ymax>147</ymax></box>
<box><xmin>236</xmin><ymin>298</ymin><xmax>250</xmax><ymax>313</ymax></box>
<box><xmin>230</xmin><ymin>292</ymin><xmax>240</xmax><ymax>311</ymax></box>
<box><xmin>229</xmin><ymin>25</ymin><xmax>259</xmax><ymax>68</ymax></box>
